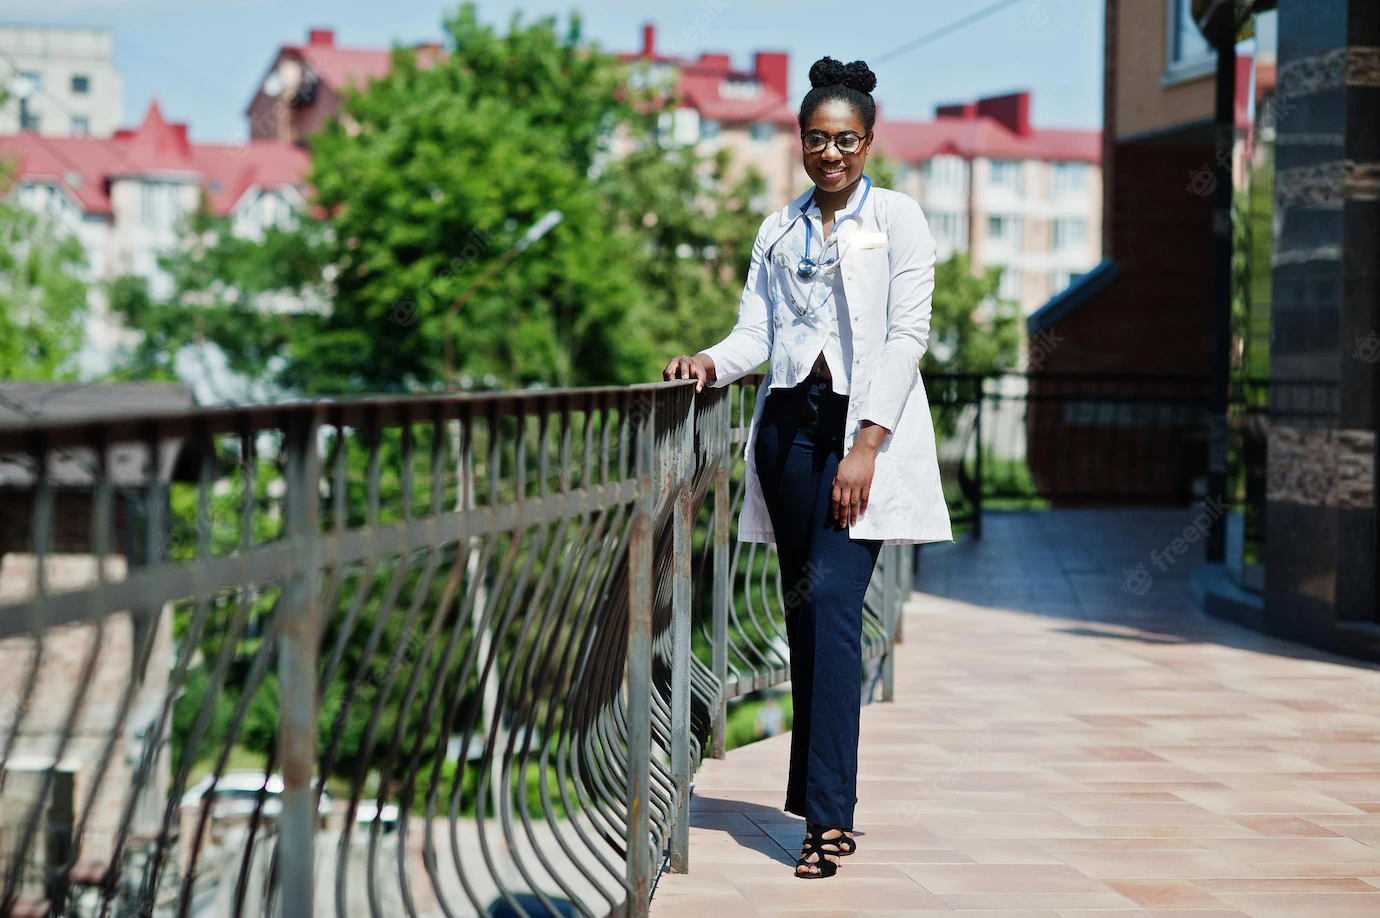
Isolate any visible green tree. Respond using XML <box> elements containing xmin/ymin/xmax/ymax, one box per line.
<box><xmin>923</xmin><ymin>252</ymin><xmax>1021</xmax><ymax>376</ymax></box>
<box><xmin>0</xmin><ymin>167</ymin><xmax>89</xmax><ymax>379</ymax></box>
<box><xmin>110</xmin><ymin>4</ymin><xmax>765</xmax><ymax>396</ymax></box>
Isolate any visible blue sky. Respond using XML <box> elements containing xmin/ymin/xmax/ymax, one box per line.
<box><xmin>8</xmin><ymin>0</ymin><xmax>1103</xmax><ymax>143</ymax></box>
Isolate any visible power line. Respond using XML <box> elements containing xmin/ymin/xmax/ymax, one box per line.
<box><xmin>871</xmin><ymin>0</ymin><xmax>1031</xmax><ymax>66</ymax></box>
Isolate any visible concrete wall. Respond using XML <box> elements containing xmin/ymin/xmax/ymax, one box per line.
<box><xmin>1113</xmin><ymin>0</ymin><xmax>1216</xmax><ymax>140</ymax></box>
<box><xmin>0</xmin><ymin>26</ymin><xmax>123</xmax><ymax>138</ymax></box>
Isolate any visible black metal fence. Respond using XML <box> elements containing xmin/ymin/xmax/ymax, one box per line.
<box><xmin>0</xmin><ymin>378</ymin><xmax>910</xmax><ymax>918</ymax></box>
<box><xmin>927</xmin><ymin>372</ymin><xmax>1340</xmax><ymax>562</ymax></box>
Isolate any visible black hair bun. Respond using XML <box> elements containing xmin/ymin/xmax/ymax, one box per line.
<box><xmin>808</xmin><ymin>57</ymin><xmax>877</xmax><ymax>94</ymax></box>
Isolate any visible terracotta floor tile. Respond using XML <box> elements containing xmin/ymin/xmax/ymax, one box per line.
<box><xmin>912</xmin><ymin>813</ymin><xmax>1102</xmax><ymax>839</ymax></box>
<box><xmin>852</xmin><ymin>848</ymin><xmax>975</xmax><ymax>864</ymax></box>
<box><xmin>949</xmin><ymin>838</ymin><xmax>1069</xmax><ymax>864</ymax></box>
<box><xmin>649</xmin><ymin>893</ymin><xmax>760</xmax><ymax>918</ymax></box>
<box><xmin>1056</xmin><ymin>912</ymin><xmax>1249</xmax><ymax>918</ymax></box>
<box><xmin>690</xmin><ymin>813</ymin><xmax>766</xmax><ymax>835</ymax></box>
<box><xmin>898</xmin><ymin>863</ymin><xmax>1118</xmax><ymax>895</ymax></box>
<box><xmin>938</xmin><ymin>893</ymin><xmax>1135</xmax><ymax>910</ymax></box>
<box><xmin>1246</xmin><ymin>863</ymin><xmax>1380</xmax><ymax>878</ymax></box>
<box><xmin>1213</xmin><ymin>892</ymin><xmax>1380</xmax><ymax>918</ymax></box>
<box><xmin>1201</xmin><ymin>836</ymin><xmax>1380</xmax><ymax>865</ymax></box>
<box><xmin>1192</xmin><ymin>876</ymin><xmax>1378</xmax><ymax>893</ymax></box>
<box><xmin>1051</xmin><ymin>849</ymin><xmax>1262</xmax><ymax>879</ymax></box>
<box><xmin>1172</xmin><ymin>788</ymin><xmax>1368</xmax><ymax>815</ymax></box>
<box><xmin>730</xmin><ymin>877</ymin><xmax>947</xmax><ymax>911</ymax></box>
<box><xmin>1104</xmin><ymin>878</ymin><xmax>1229</xmax><ymax>908</ymax></box>
<box><xmin>1229</xmin><ymin>814</ymin><xmax>1339</xmax><ymax>836</ymax></box>
<box><xmin>662</xmin><ymin>513</ymin><xmax>1380</xmax><ymax>914</ymax></box>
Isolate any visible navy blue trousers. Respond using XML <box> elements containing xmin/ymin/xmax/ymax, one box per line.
<box><xmin>753</xmin><ymin>372</ymin><xmax>882</xmax><ymax>830</ymax></box>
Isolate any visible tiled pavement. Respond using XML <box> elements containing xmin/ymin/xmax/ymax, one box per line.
<box><xmin>649</xmin><ymin>509</ymin><xmax>1380</xmax><ymax>917</ymax></box>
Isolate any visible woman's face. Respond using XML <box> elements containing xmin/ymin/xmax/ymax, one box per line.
<box><xmin>801</xmin><ymin>98</ymin><xmax>871</xmax><ymax>194</ymax></box>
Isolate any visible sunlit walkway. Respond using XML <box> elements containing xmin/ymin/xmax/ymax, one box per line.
<box><xmin>651</xmin><ymin>510</ymin><xmax>1380</xmax><ymax>917</ymax></box>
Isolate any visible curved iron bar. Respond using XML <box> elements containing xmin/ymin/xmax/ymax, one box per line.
<box><xmin>0</xmin><ymin>377</ymin><xmax>911</xmax><ymax>918</ymax></box>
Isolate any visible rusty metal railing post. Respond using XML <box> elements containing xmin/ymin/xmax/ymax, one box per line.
<box><xmin>669</xmin><ymin>388</ymin><xmax>695</xmax><ymax>873</ymax></box>
<box><xmin>624</xmin><ymin>390</ymin><xmax>655</xmax><ymax>918</ymax></box>
<box><xmin>710</xmin><ymin>435</ymin><xmax>730</xmax><ymax>760</ymax></box>
<box><xmin>279</xmin><ymin>408</ymin><xmax>323</xmax><ymax>915</ymax></box>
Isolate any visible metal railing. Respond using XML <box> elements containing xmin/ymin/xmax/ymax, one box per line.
<box><xmin>0</xmin><ymin>376</ymin><xmax>910</xmax><ymax>918</ymax></box>
<box><xmin>927</xmin><ymin>372</ymin><xmax>1339</xmax><ymax>556</ymax></box>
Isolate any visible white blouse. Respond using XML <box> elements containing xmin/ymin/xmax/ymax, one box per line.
<box><xmin>764</xmin><ymin>197</ymin><xmax>854</xmax><ymax>394</ymax></box>
<box><xmin>700</xmin><ymin>183</ymin><xmax>952</xmax><ymax>544</ymax></box>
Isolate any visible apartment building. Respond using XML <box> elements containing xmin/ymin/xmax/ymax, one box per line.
<box><xmin>0</xmin><ymin>102</ymin><xmax>309</xmax><ymax>370</ymax></box>
<box><xmin>876</xmin><ymin>92</ymin><xmax>1102</xmax><ymax>317</ymax></box>
<box><xmin>617</xmin><ymin>25</ymin><xmax>803</xmax><ymax>210</ymax></box>
<box><xmin>0</xmin><ymin>25</ymin><xmax>122</xmax><ymax>138</ymax></box>
<box><xmin>245</xmin><ymin>28</ymin><xmax>444</xmax><ymax>146</ymax></box>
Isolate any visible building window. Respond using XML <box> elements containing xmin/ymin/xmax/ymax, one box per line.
<box><xmin>139</xmin><ymin>181</ymin><xmax>186</xmax><ymax>234</ymax></box>
<box><xmin>721</xmin><ymin>79</ymin><xmax>763</xmax><ymax>100</ymax></box>
<box><xmin>750</xmin><ymin>122</ymin><xmax>775</xmax><ymax>144</ymax></box>
<box><xmin>1051</xmin><ymin>162</ymin><xmax>1088</xmax><ymax>197</ymax></box>
<box><xmin>1168</xmin><ymin>0</ymin><xmax>1214</xmax><ymax>73</ymax></box>
<box><xmin>928</xmin><ymin>211</ymin><xmax>968</xmax><ymax>251</ymax></box>
<box><xmin>700</xmin><ymin>118</ymin><xmax>721</xmax><ymax>142</ymax></box>
<box><xmin>19</xmin><ymin>71</ymin><xmax>42</xmax><ymax>91</ymax></box>
<box><xmin>987</xmin><ymin>215</ymin><xmax>1022</xmax><ymax>246</ymax></box>
<box><xmin>1050</xmin><ymin>270</ymin><xmax>1073</xmax><ymax>295</ymax></box>
<box><xmin>70</xmin><ymin>115</ymin><xmax>90</xmax><ymax>136</ymax></box>
<box><xmin>999</xmin><ymin>268</ymin><xmax>1022</xmax><ymax>301</ymax></box>
<box><xmin>921</xmin><ymin>155</ymin><xmax>968</xmax><ymax>194</ymax></box>
<box><xmin>988</xmin><ymin>159</ymin><xmax>1024</xmax><ymax>193</ymax></box>
<box><xmin>657</xmin><ymin>109</ymin><xmax>701</xmax><ymax>148</ymax></box>
<box><xmin>71</xmin><ymin>74</ymin><xmax>91</xmax><ymax>94</ymax></box>
<box><xmin>1052</xmin><ymin>218</ymin><xmax>1086</xmax><ymax>250</ymax></box>
<box><xmin>19</xmin><ymin>110</ymin><xmax>40</xmax><ymax>132</ymax></box>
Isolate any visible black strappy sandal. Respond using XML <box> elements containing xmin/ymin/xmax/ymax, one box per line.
<box><xmin>795</xmin><ymin>825</ymin><xmax>847</xmax><ymax>879</ymax></box>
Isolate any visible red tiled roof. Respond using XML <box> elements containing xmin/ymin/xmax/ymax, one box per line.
<box><xmin>1</xmin><ymin>103</ymin><xmax>311</xmax><ymax>216</ymax></box>
<box><xmin>676</xmin><ymin>68</ymin><xmax>796</xmax><ymax>125</ymax></box>
<box><xmin>873</xmin><ymin>115</ymin><xmax>1100</xmax><ymax>164</ymax></box>
<box><xmin>285</xmin><ymin>41</ymin><xmax>444</xmax><ymax>91</ymax></box>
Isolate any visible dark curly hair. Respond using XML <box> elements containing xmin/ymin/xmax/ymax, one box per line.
<box><xmin>797</xmin><ymin>56</ymin><xmax>878</xmax><ymax>133</ymax></box>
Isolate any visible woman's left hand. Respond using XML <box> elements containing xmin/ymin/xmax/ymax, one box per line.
<box><xmin>831</xmin><ymin>449</ymin><xmax>876</xmax><ymax>527</ymax></box>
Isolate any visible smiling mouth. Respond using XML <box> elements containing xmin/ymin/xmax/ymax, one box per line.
<box><xmin>820</xmin><ymin>167</ymin><xmax>846</xmax><ymax>178</ymax></box>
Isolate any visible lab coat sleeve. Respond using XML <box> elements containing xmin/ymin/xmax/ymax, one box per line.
<box><xmin>699</xmin><ymin>215</ymin><xmax>775</xmax><ymax>388</ymax></box>
<box><xmin>857</xmin><ymin>195</ymin><xmax>937</xmax><ymax>432</ymax></box>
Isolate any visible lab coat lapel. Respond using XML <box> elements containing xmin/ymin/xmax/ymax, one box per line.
<box><xmin>759</xmin><ymin>185</ymin><xmax>817</xmax><ymax>257</ymax></box>
<box><xmin>837</xmin><ymin>185</ymin><xmax>880</xmax><ymax>317</ymax></box>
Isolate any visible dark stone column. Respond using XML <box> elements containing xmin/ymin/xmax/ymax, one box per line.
<box><xmin>1266</xmin><ymin>0</ymin><xmax>1380</xmax><ymax>656</ymax></box>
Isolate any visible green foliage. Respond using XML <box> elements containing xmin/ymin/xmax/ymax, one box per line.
<box><xmin>725</xmin><ymin>694</ymin><xmax>793</xmax><ymax>751</ymax></box>
<box><xmin>923</xmin><ymin>252</ymin><xmax>1021</xmax><ymax>376</ymax></box>
<box><xmin>108</xmin><ymin>4</ymin><xmax>765</xmax><ymax>396</ymax></box>
<box><xmin>0</xmin><ymin>167</ymin><xmax>89</xmax><ymax>380</ymax></box>
<box><xmin>105</xmin><ymin>215</ymin><xmax>323</xmax><ymax>386</ymax></box>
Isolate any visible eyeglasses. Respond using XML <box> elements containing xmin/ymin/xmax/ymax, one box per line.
<box><xmin>801</xmin><ymin>130</ymin><xmax>868</xmax><ymax>155</ymax></box>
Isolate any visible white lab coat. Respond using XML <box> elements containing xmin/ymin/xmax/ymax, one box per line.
<box><xmin>701</xmin><ymin>183</ymin><xmax>953</xmax><ymax>545</ymax></box>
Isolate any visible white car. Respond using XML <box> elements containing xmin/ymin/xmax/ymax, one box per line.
<box><xmin>179</xmin><ymin>771</ymin><xmax>333</xmax><ymax>819</ymax></box>
<box><xmin>353</xmin><ymin>800</ymin><xmax>401</xmax><ymax>833</ymax></box>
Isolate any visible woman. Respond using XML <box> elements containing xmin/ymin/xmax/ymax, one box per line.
<box><xmin>663</xmin><ymin>56</ymin><xmax>951</xmax><ymax>878</ymax></box>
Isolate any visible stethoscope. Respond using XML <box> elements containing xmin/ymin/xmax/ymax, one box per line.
<box><xmin>794</xmin><ymin>174</ymin><xmax>872</xmax><ymax>279</ymax></box>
